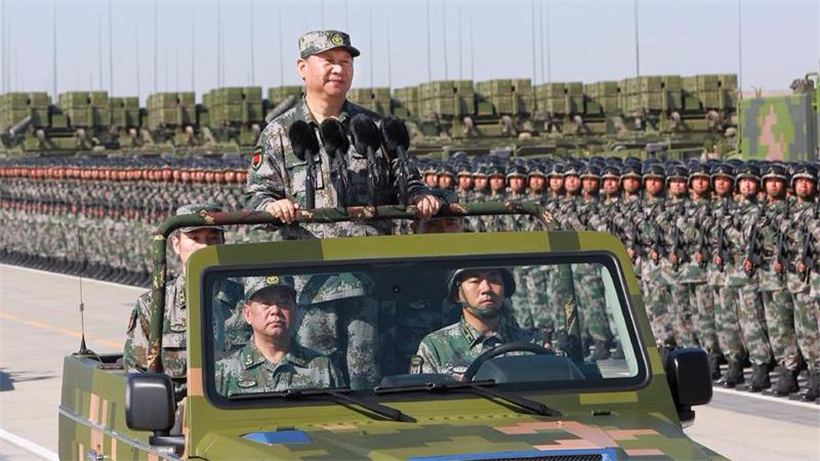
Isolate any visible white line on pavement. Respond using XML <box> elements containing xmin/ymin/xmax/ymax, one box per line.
<box><xmin>0</xmin><ymin>429</ymin><xmax>58</xmax><ymax>461</ymax></box>
<box><xmin>713</xmin><ymin>386</ymin><xmax>820</xmax><ymax>410</ymax></box>
<box><xmin>0</xmin><ymin>264</ymin><xmax>144</xmax><ymax>292</ymax></box>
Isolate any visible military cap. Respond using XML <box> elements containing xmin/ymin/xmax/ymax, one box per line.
<box><xmin>710</xmin><ymin>163</ymin><xmax>735</xmax><ymax>181</ymax></box>
<box><xmin>505</xmin><ymin>164</ymin><xmax>527</xmax><ymax>179</ymax></box>
<box><xmin>761</xmin><ymin>163</ymin><xmax>789</xmax><ymax>182</ymax></box>
<box><xmin>735</xmin><ymin>163</ymin><xmax>760</xmax><ymax>182</ymax></box>
<box><xmin>642</xmin><ymin>163</ymin><xmax>665</xmax><ymax>180</ymax></box>
<box><xmin>299</xmin><ymin>30</ymin><xmax>360</xmax><ymax>59</ymax></box>
<box><xmin>244</xmin><ymin>275</ymin><xmax>297</xmax><ymax>301</ymax></box>
<box><xmin>176</xmin><ymin>203</ymin><xmax>225</xmax><ymax>233</ymax></box>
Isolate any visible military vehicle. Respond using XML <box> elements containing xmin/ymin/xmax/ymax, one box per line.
<box><xmin>1</xmin><ymin>72</ymin><xmax>738</xmax><ymax>158</ymax></box>
<box><xmin>59</xmin><ymin>203</ymin><xmax>722</xmax><ymax>460</ymax></box>
<box><xmin>738</xmin><ymin>72</ymin><xmax>819</xmax><ymax>162</ymax></box>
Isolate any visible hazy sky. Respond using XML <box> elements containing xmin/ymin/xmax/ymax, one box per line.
<box><xmin>0</xmin><ymin>0</ymin><xmax>818</xmax><ymax>103</ymax></box>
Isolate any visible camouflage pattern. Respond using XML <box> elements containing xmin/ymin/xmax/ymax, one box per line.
<box><xmin>215</xmin><ymin>339</ymin><xmax>344</xmax><ymax>396</ymax></box>
<box><xmin>413</xmin><ymin>313</ymin><xmax>539</xmax><ymax>378</ymax></box>
<box><xmin>298</xmin><ymin>30</ymin><xmax>360</xmax><ymax>59</ymax></box>
<box><xmin>739</xmin><ymin>94</ymin><xmax>818</xmax><ymax>162</ymax></box>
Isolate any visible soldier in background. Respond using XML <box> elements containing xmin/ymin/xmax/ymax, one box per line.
<box><xmin>749</xmin><ymin>164</ymin><xmax>804</xmax><ymax>395</ymax></box>
<box><xmin>786</xmin><ymin>165</ymin><xmax>820</xmax><ymax>400</ymax></box>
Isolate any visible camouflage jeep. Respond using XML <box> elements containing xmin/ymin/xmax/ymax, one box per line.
<box><xmin>58</xmin><ymin>203</ymin><xmax>723</xmax><ymax>461</ymax></box>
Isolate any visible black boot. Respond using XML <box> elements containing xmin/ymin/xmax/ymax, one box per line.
<box><xmin>800</xmin><ymin>368</ymin><xmax>819</xmax><ymax>402</ymax></box>
<box><xmin>587</xmin><ymin>339</ymin><xmax>611</xmax><ymax>361</ymax></box>
<box><xmin>766</xmin><ymin>366</ymin><xmax>799</xmax><ymax>396</ymax></box>
<box><xmin>746</xmin><ymin>363</ymin><xmax>771</xmax><ymax>392</ymax></box>
<box><xmin>718</xmin><ymin>360</ymin><xmax>745</xmax><ymax>388</ymax></box>
<box><xmin>709</xmin><ymin>354</ymin><xmax>722</xmax><ymax>381</ymax></box>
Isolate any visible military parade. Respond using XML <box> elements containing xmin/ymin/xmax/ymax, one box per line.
<box><xmin>2</xmin><ymin>0</ymin><xmax>820</xmax><ymax>460</ymax></box>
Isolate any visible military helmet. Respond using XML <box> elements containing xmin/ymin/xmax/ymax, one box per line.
<box><xmin>505</xmin><ymin>164</ymin><xmax>527</xmax><ymax>179</ymax></box>
<box><xmin>244</xmin><ymin>275</ymin><xmax>297</xmax><ymax>301</ymax></box>
<box><xmin>422</xmin><ymin>162</ymin><xmax>439</xmax><ymax>176</ymax></box>
<box><xmin>437</xmin><ymin>164</ymin><xmax>455</xmax><ymax>178</ymax></box>
<box><xmin>710</xmin><ymin>163</ymin><xmax>735</xmax><ymax>182</ymax></box>
<box><xmin>642</xmin><ymin>163</ymin><xmax>665</xmax><ymax>180</ymax></box>
<box><xmin>528</xmin><ymin>162</ymin><xmax>548</xmax><ymax>178</ymax></box>
<box><xmin>688</xmin><ymin>163</ymin><xmax>711</xmax><ymax>182</ymax></box>
<box><xmin>456</xmin><ymin>163</ymin><xmax>473</xmax><ymax>177</ymax></box>
<box><xmin>472</xmin><ymin>164</ymin><xmax>489</xmax><ymax>178</ymax></box>
<box><xmin>446</xmin><ymin>267</ymin><xmax>516</xmax><ymax>302</ymax></box>
<box><xmin>580</xmin><ymin>164</ymin><xmax>601</xmax><ymax>179</ymax></box>
<box><xmin>761</xmin><ymin>163</ymin><xmax>790</xmax><ymax>183</ymax></box>
<box><xmin>547</xmin><ymin>162</ymin><xmax>565</xmax><ymax>178</ymax></box>
<box><xmin>488</xmin><ymin>164</ymin><xmax>506</xmax><ymax>178</ymax></box>
<box><xmin>175</xmin><ymin>203</ymin><xmax>225</xmax><ymax>233</ymax></box>
<box><xmin>665</xmin><ymin>163</ymin><xmax>689</xmax><ymax>183</ymax></box>
<box><xmin>601</xmin><ymin>165</ymin><xmax>621</xmax><ymax>180</ymax></box>
<box><xmin>563</xmin><ymin>161</ymin><xmax>582</xmax><ymax>177</ymax></box>
<box><xmin>620</xmin><ymin>164</ymin><xmax>642</xmax><ymax>181</ymax></box>
<box><xmin>790</xmin><ymin>163</ymin><xmax>818</xmax><ymax>187</ymax></box>
<box><xmin>734</xmin><ymin>163</ymin><xmax>761</xmax><ymax>182</ymax></box>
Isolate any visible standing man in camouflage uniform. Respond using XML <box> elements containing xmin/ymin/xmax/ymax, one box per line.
<box><xmin>243</xmin><ymin>30</ymin><xmax>440</xmax><ymax>389</ymax></box>
<box><xmin>747</xmin><ymin>164</ymin><xmax>804</xmax><ymax>395</ymax></box>
<box><xmin>124</xmin><ymin>204</ymin><xmax>246</xmax><ymax>390</ymax></box>
<box><xmin>215</xmin><ymin>275</ymin><xmax>344</xmax><ymax>396</ymax></box>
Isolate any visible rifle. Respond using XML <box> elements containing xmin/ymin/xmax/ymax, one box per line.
<box><xmin>744</xmin><ymin>202</ymin><xmax>766</xmax><ymax>278</ymax></box>
<box><xmin>715</xmin><ymin>198</ymin><xmax>732</xmax><ymax>272</ymax></box>
<box><xmin>774</xmin><ymin>200</ymin><xmax>793</xmax><ymax>281</ymax></box>
<box><xmin>799</xmin><ymin>199</ymin><xmax>820</xmax><ymax>283</ymax></box>
<box><xmin>670</xmin><ymin>202</ymin><xmax>690</xmax><ymax>270</ymax></box>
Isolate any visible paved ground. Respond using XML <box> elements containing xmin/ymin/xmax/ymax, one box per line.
<box><xmin>1</xmin><ymin>264</ymin><xmax>818</xmax><ymax>461</ymax></box>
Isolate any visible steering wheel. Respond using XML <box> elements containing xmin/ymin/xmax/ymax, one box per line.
<box><xmin>461</xmin><ymin>341</ymin><xmax>555</xmax><ymax>382</ymax></box>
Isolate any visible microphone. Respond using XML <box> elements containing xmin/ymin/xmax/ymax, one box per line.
<box><xmin>350</xmin><ymin>114</ymin><xmax>382</xmax><ymax>207</ymax></box>
<box><xmin>380</xmin><ymin>116</ymin><xmax>411</xmax><ymax>206</ymax></box>
<box><xmin>287</xmin><ymin>120</ymin><xmax>319</xmax><ymax>209</ymax></box>
<box><xmin>319</xmin><ymin>118</ymin><xmax>351</xmax><ymax>208</ymax></box>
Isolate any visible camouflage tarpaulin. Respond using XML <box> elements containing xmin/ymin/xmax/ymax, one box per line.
<box><xmin>146</xmin><ymin>202</ymin><xmax>557</xmax><ymax>372</ymax></box>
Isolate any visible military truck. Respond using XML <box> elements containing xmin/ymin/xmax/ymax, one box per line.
<box><xmin>58</xmin><ymin>203</ymin><xmax>722</xmax><ymax>460</ymax></box>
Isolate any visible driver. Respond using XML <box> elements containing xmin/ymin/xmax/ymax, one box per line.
<box><xmin>411</xmin><ymin>268</ymin><xmax>539</xmax><ymax>380</ymax></box>
<box><xmin>215</xmin><ymin>275</ymin><xmax>344</xmax><ymax>396</ymax></box>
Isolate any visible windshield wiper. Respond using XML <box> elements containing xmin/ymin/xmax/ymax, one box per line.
<box><xmin>376</xmin><ymin>379</ymin><xmax>562</xmax><ymax>417</ymax></box>
<box><xmin>230</xmin><ymin>387</ymin><xmax>411</xmax><ymax>422</ymax></box>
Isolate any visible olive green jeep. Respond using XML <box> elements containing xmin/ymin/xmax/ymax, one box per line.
<box><xmin>59</xmin><ymin>203</ymin><xmax>723</xmax><ymax>461</ymax></box>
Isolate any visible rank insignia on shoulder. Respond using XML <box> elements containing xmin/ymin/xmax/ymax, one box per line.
<box><xmin>251</xmin><ymin>146</ymin><xmax>264</xmax><ymax>171</ymax></box>
<box><xmin>170</xmin><ymin>323</ymin><xmax>187</xmax><ymax>333</ymax></box>
<box><xmin>409</xmin><ymin>355</ymin><xmax>424</xmax><ymax>374</ymax></box>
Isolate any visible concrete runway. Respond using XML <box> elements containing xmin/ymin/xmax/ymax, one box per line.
<box><xmin>1</xmin><ymin>264</ymin><xmax>818</xmax><ymax>461</ymax></box>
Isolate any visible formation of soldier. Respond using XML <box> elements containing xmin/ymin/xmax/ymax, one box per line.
<box><xmin>414</xmin><ymin>151</ymin><xmax>820</xmax><ymax>403</ymax></box>
<box><xmin>0</xmin><ymin>155</ymin><xmax>252</xmax><ymax>286</ymax></box>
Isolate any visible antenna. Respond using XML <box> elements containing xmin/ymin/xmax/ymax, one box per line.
<box><xmin>369</xmin><ymin>7</ymin><xmax>374</xmax><ymax>88</ymax></box>
<box><xmin>426</xmin><ymin>0</ymin><xmax>431</xmax><ymax>82</ymax></box>
<box><xmin>278</xmin><ymin>11</ymin><xmax>283</xmax><ymax>86</ymax></box>
<box><xmin>530</xmin><ymin>0</ymin><xmax>536</xmax><ymax>85</ymax></box>
<box><xmin>175</xmin><ymin>46</ymin><xmax>179</xmax><ymax>92</ymax></box>
<box><xmin>153</xmin><ymin>0</ymin><xmax>158</xmax><ymax>92</ymax></box>
<box><xmin>538</xmin><ymin>0</ymin><xmax>544</xmax><ymax>84</ymax></box>
<box><xmin>135</xmin><ymin>25</ymin><xmax>140</xmax><ymax>101</ymax></box>
<box><xmin>98</xmin><ymin>11</ymin><xmax>103</xmax><ymax>91</ymax></box>
<box><xmin>53</xmin><ymin>3</ymin><xmax>57</xmax><ymax>97</ymax></box>
<box><xmin>737</xmin><ymin>0</ymin><xmax>743</xmax><ymax>95</ymax></box>
<box><xmin>441</xmin><ymin>0</ymin><xmax>448</xmax><ymax>80</ymax></box>
<box><xmin>76</xmin><ymin>229</ymin><xmax>93</xmax><ymax>356</ymax></box>
<box><xmin>386</xmin><ymin>18</ymin><xmax>392</xmax><ymax>89</ymax></box>
<box><xmin>633</xmin><ymin>0</ymin><xmax>640</xmax><ymax>78</ymax></box>
<box><xmin>1</xmin><ymin>0</ymin><xmax>4</xmax><ymax>94</ymax></box>
<box><xmin>545</xmin><ymin>2</ymin><xmax>551</xmax><ymax>83</ymax></box>
<box><xmin>458</xmin><ymin>4</ymin><xmax>462</xmax><ymax>80</ymax></box>
<box><xmin>108</xmin><ymin>0</ymin><xmax>113</xmax><ymax>95</ymax></box>
<box><xmin>469</xmin><ymin>13</ymin><xmax>474</xmax><ymax>81</ymax></box>
<box><xmin>191</xmin><ymin>9</ymin><xmax>195</xmax><ymax>92</ymax></box>
<box><xmin>249</xmin><ymin>0</ymin><xmax>255</xmax><ymax>86</ymax></box>
<box><xmin>217</xmin><ymin>0</ymin><xmax>222</xmax><ymax>87</ymax></box>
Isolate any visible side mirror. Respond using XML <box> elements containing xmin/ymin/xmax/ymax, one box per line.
<box><xmin>125</xmin><ymin>373</ymin><xmax>184</xmax><ymax>449</ymax></box>
<box><xmin>664</xmin><ymin>347</ymin><xmax>713</xmax><ymax>426</ymax></box>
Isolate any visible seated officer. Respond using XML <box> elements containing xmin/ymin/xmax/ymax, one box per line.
<box><xmin>412</xmin><ymin>268</ymin><xmax>537</xmax><ymax>380</ymax></box>
<box><xmin>216</xmin><ymin>275</ymin><xmax>344</xmax><ymax>396</ymax></box>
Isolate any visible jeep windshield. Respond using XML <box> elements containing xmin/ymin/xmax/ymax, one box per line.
<box><xmin>202</xmin><ymin>253</ymin><xmax>647</xmax><ymax>404</ymax></box>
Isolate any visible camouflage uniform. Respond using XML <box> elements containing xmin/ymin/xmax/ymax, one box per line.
<box><xmin>215</xmin><ymin>339</ymin><xmax>344</xmax><ymax>396</ymax></box>
<box><xmin>413</xmin><ymin>313</ymin><xmax>538</xmax><ymax>379</ymax></box>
